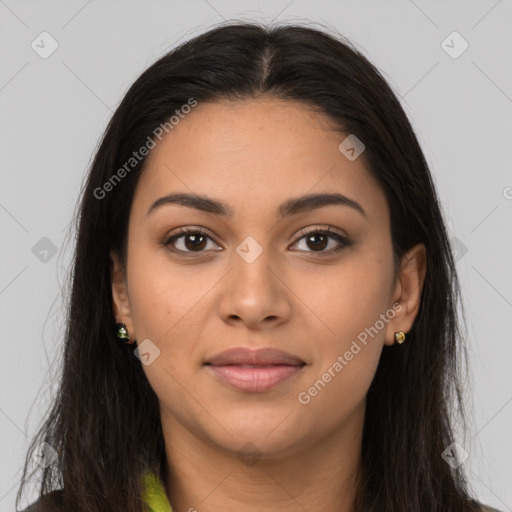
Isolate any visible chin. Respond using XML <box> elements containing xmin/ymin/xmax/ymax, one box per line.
<box><xmin>205</xmin><ymin>412</ymin><xmax>306</xmax><ymax>458</ymax></box>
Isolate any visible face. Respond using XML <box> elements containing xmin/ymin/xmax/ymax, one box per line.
<box><xmin>111</xmin><ymin>98</ymin><xmax>426</xmax><ymax>460</ymax></box>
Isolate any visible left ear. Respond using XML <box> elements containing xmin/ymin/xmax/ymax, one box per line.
<box><xmin>384</xmin><ymin>243</ymin><xmax>427</xmax><ymax>346</ymax></box>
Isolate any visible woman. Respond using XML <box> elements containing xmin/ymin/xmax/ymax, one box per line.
<box><xmin>15</xmin><ymin>21</ymin><xmax>503</xmax><ymax>512</ymax></box>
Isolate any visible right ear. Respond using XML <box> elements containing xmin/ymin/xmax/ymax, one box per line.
<box><xmin>110</xmin><ymin>250</ymin><xmax>136</xmax><ymax>343</ymax></box>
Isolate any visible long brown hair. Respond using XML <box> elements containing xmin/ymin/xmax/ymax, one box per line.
<box><xmin>16</xmin><ymin>21</ymin><xmax>483</xmax><ymax>511</ymax></box>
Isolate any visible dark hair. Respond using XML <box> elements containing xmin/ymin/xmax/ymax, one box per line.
<box><xmin>16</xmin><ymin>20</ymin><xmax>484</xmax><ymax>512</ymax></box>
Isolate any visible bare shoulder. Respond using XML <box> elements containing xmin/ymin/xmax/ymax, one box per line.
<box><xmin>18</xmin><ymin>490</ymin><xmax>65</xmax><ymax>512</ymax></box>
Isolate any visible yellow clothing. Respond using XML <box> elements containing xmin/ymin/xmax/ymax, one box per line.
<box><xmin>143</xmin><ymin>472</ymin><xmax>499</xmax><ymax>512</ymax></box>
<box><xmin>20</xmin><ymin>472</ymin><xmax>503</xmax><ymax>512</ymax></box>
<box><xmin>141</xmin><ymin>470</ymin><xmax>501</xmax><ymax>512</ymax></box>
<box><xmin>142</xmin><ymin>470</ymin><xmax>173</xmax><ymax>512</ymax></box>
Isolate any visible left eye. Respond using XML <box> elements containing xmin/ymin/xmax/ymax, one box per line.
<box><xmin>291</xmin><ymin>229</ymin><xmax>350</xmax><ymax>254</ymax></box>
<box><xmin>162</xmin><ymin>227</ymin><xmax>350</xmax><ymax>255</ymax></box>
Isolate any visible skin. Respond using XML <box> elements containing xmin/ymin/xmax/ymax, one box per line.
<box><xmin>111</xmin><ymin>98</ymin><xmax>426</xmax><ymax>512</ymax></box>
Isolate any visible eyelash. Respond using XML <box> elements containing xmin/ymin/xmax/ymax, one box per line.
<box><xmin>161</xmin><ymin>226</ymin><xmax>351</xmax><ymax>257</ymax></box>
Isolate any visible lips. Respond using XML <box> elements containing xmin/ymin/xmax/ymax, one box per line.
<box><xmin>204</xmin><ymin>347</ymin><xmax>306</xmax><ymax>392</ymax></box>
<box><xmin>204</xmin><ymin>347</ymin><xmax>305</xmax><ymax>366</ymax></box>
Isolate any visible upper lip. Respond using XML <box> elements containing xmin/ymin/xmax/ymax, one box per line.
<box><xmin>205</xmin><ymin>347</ymin><xmax>305</xmax><ymax>366</ymax></box>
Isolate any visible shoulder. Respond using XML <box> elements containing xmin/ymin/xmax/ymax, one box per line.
<box><xmin>479</xmin><ymin>504</ymin><xmax>504</xmax><ymax>512</ymax></box>
<box><xmin>18</xmin><ymin>490</ymin><xmax>65</xmax><ymax>512</ymax></box>
<box><xmin>20</xmin><ymin>491</ymin><xmax>501</xmax><ymax>512</ymax></box>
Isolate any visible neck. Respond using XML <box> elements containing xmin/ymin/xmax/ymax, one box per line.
<box><xmin>161</xmin><ymin>401</ymin><xmax>365</xmax><ymax>512</ymax></box>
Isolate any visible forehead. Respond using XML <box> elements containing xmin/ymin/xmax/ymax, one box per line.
<box><xmin>132</xmin><ymin>98</ymin><xmax>388</xmax><ymax>223</ymax></box>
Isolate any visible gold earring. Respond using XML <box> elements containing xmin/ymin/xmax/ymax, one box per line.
<box><xmin>394</xmin><ymin>331</ymin><xmax>405</xmax><ymax>344</ymax></box>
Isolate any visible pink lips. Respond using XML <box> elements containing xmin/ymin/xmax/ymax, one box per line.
<box><xmin>204</xmin><ymin>347</ymin><xmax>306</xmax><ymax>392</ymax></box>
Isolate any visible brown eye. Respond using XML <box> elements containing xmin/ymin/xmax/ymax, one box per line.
<box><xmin>291</xmin><ymin>228</ymin><xmax>351</xmax><ymax>254</ymax></box>
<box><xmin>163</xmin><ymin>228</ymin><xmax>221</xmax><ymax>253</ymax></box>
<box><xmin>304</xmin><ymin>232</ymin><xmax>329</xmax><ymax>251</ymax></box>
<box><xmin>181</xmin><ymin>232</ymin><xmax>207</xmax><ymax>251</ymax></box>
<box><xmin>162</xmin><ymin>226</ymin><xmax>351</xmax><ymax>256</ymax></box>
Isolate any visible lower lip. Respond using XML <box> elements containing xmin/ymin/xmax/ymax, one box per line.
<box><xmin>206</xmin><ymin>364</ymin><xmax>305</xmax><ymax>392</ymax></box>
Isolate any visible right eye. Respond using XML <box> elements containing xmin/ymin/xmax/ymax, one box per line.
<box><xmin>162</xmin><ymin>227</ymin><xmax>222</xmax><ymax>254</ymax></box>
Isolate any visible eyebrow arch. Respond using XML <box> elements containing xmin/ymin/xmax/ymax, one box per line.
<box><xmin>147</xmin><ymin>192</ymin><xmax>367</xmax><ymax>219</ymax></box>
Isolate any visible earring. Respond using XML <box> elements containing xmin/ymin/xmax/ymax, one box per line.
<box><xmin>394</xmin><ymin>331</ymin><xmax>406</xmax><ymax>344</ymax></box>
<box><xmin>116</xmin><ymin>323</ymin><xmax>130</xmax><ymax>343</ymax></box>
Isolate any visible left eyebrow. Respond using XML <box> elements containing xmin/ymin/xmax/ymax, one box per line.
<box><xmin>278</xmin><ymin>192</ymin><xmax>367</xmax><ymax>219</ymax></box>
<box><xmin>147</xmin><ymin>192</ymin><xmax>367</xmax><ymax>219</ymax></box>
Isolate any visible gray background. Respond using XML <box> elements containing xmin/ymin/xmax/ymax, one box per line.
<box><xmin>1</xmin><ymin>1</ymin><xmax>511</xmax><ymax>511</ymax></box>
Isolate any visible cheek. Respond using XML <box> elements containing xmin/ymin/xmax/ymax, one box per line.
<box><xmin>126</xmin><ymin>246</ymin><xmax>201</xmax><ymax>336</ymax></box>
<box><xmin>293</xmin><ymin>250</ymin><xmax>391</xmax><ymax>403</ymax></box>
<box><xmin>293</xmin><ymin>253</ymin><xmax>393</xmax><ymax>346</ymax></box>
<box><xmin>293</xmin><ymin>280</ymin><xmax>384</xmax><ymax>434</ymax></box>
<box><xmin>126</xmin><ymin>248</ymin><xmax>221</xmax><ymax>378</ymax></box>
<box><xmin>296</xmin><ymin>347</ymin><xmax>380</xmax><ymax>434</ymax></box>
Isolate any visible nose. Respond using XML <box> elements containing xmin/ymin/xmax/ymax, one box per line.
<box><xmin>217</xmin><ymin>241</ymin><xmax>292</xmax><ymax>331</ymax></box>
